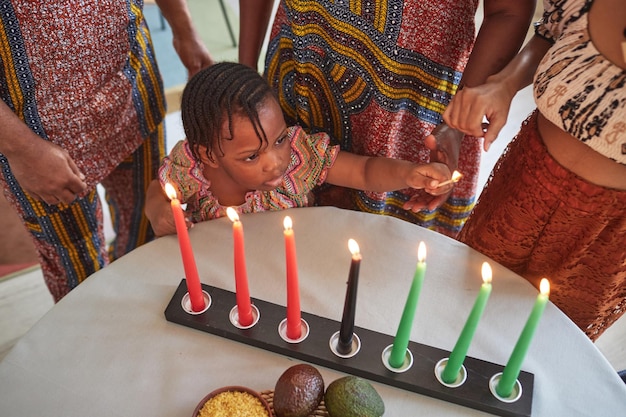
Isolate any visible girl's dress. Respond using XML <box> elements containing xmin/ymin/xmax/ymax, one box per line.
<box><xmin>159</xmin><ymin>126</ymin><xmax>339</xmax><ymax>221</ymax></box>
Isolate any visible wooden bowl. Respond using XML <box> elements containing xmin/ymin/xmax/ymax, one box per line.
<box><xmin>193</xmin><ymin>385</ymin><xmax>272</xmax><ymax>417</ymax></box>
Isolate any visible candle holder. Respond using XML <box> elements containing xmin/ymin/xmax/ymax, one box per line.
<box><xmin>329</xmin><ymin>331</ymin><xmax>361</xmax><ymax>359</ymax></box>
<box><xmin>489</xmin><ymin>373</ymin><xmax>523</xmax><ymax>403</ymax></box>
<box><xmin>381</xmin><ymin>344</ymin><xmax>414</xmax><ymax>373</ymax></box>
<box><xmin>229</xmin><ymin>304</ymin><xmax>260</xmax><ymax>329</ymax></box>
<box><xmin>181</xmin><ymin>288</ymin><xmax>212</xmax><ymax>315</ymax></box>
<box><xmin>278</xmin><ymin>318</ymin><xmax>310</xmax><ymax>343</ymax></box>
<box><xmin>434</xmin><ymin>358</ymin><xmax>467</xmax><ymax>388</ymax></box>
<box><xmin>165</xmin><ymin>280</ymin><xmax>534</xmax><ymax>417</ymax></box>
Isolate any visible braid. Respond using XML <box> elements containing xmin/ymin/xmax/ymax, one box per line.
<box><xmin>180</xmin><ymin>62</ymin><xmax>275</xmax><ymax>163</ymax></box>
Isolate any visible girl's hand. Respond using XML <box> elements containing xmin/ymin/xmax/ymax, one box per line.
<box><xmin>403</xmin><ymin>162</ymin><xmax>454</xmax><ymax>212</ymax></box>
<box><xmin>144</xmin><ymin>180</ymin><xmax>192</xmax><ymax>237</ymax></box>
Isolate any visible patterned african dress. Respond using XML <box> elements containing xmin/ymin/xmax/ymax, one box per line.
<box><xmin>264</xmin><ymin>0</ymin><xmax>481</xmax><ymax>237</ymax></box>
<box><xmin>0</xmin><ymin>0</ymin><xmax>166</xmax><ymax>301</ymax></box>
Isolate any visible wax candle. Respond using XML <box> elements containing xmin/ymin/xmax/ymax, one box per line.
<box><xmin>389</xmin><ymin>241</ymin><xmax>426</xmax><ymax>368</ymax></box>
<box><xmin>164</xmin><ymin>183</ymin><xmax>205</xmax><ymax>312</ymax></box>
<box><xmin>338</xmin><ymin>239</ymin><xmax>361</xmax><ymax>353</ymax></box>
<box><xmin>496</xmin><ymin>278</ymin><xmax>550</xmax><ymax>398</ymax></box>
<box><xmin>283</xmin><ymin>216</ymin><xmax>301</xmax><ymax>339</ymax></box>
<box><xmin>226</xmin><ymin>207</ymin><xmax>253</xmax><ymax>326</ymax></box>
<box><xmin>442</xmin><ymin>262</ymin><xmax>493</xmax><ymax>383</ymax></box>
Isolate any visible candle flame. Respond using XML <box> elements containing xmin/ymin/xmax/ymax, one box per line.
<box><xmin>417</xmin><ymin>241</ymin><xmax>426</xmax><ymax>263</ymax></box>
<box><xmin>283</xmin><ymin>215</ymin><xmax>293</xmax><ymax>230</ymax></box>
<box><xmin>540</xmin><ymin>278</ymin><xmax>550</xmax><ymax>296</ymax></box>
<box><xmin>164</xmin><ymin>183</ymin><xmax>178</xmax><ymax>201</ymax></box>
<box><xmin>435</xmin><ymin>170</ymin><xmax>463</xmax><ymax>188</ymax></box>
<box><xmin>481</xmin><ymin>262</ymin><xmax>493</xmax><ymax>284</ymax></box>
<box><xmin>348</xmin><ymin>238</ymin><xmax>360</xmax><ymax>257</ymax></box>
<box><xmin>226</xmin><ymin>207</ymin><xmax>239</xmax><ymax>223</ymax></box>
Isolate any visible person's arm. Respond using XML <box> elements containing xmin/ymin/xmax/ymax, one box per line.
<box><xmin>238</xmin><ymin>0</ymin><xmax>276</xmax><ymax>70</ymax></box>
<box><xmin>429</xmin><ymin>0</ymin><xmax>538</xmax><ymax>152</ymax></box>
<box><xmin>325</xmin><ymin>151</ymin><xmax>452</xmax><ymax>195</ymax></box>
<box><xmin>0</xmin><ymin>100</ymin><xmax>87</xmax><ymax>204</ymax></box>
<box><xmin>460</xmin><ymin>0</ymin><xmax>537</xmax><ymax>89</ymax></box>
<box><xmin>443</xmin><ymin>34</ymin><xmax>552</xmax><ymax>148</ymax></box>
<box><xmin>411</xmin><ymin>0</ymin><xmax>537</xmax><ymax>211</ymax></box>
<box><xmin>155</xmin><ymin>0</ymin><xmax>214</xmax><ymax>77</ymax></box>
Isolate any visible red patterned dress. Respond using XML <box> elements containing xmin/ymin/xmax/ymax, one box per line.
<box><xmin>0</xmin><ymin>0</ymin><xmax>166</xmax><ymax>301</ymax></box>
<box><xmin>264</xmin><ymin>0</ymin><xmax>480</xmax><ymax>237</ymax></box>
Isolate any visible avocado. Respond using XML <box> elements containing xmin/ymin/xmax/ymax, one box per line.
<box><xmin>273</xmin><ymin>364</ymin><xmax>324</xmax><ymax>417</ymax></box>
<box><xmin>324</xmin><ymin>376</ymin><xmax>385</xmax><ymax>417</ymax></box>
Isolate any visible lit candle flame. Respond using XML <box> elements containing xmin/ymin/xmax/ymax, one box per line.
<box><xmin>540</xmin><ymin>278</ymin><xmax>550</xmax><ymax>296</ymax></box>
<box><xmin>164</xmin><ymin>183</ymin><xmax>178</xmax><ymax>201</ymax></box>
<box><xmin>417</xmin><ymin>241</ymin><xmax>426</xmax><ymax>263</ymax></box>
<box><xmin>348</xmin><ymin>238</ymin><xmax>361</xmax><ymax>259</ymax></box>
<box><xmin>436</xmin><ymin>170</ymin><xmax>463</xmax><ymax>188</ymax></box>
<box><xmin>226</xmin><ymin>207</ymin><xmax>240</xmax><ymax>223</ymax></box>
<box><xmin>481</xmin><ymin>262</ymin><xmax>493</xmax><ymax>284</ymax></box>
<box><xmin>283</xmin><ymin>215</ymin><xmax>293</xmax><ymax>231</ymax></box>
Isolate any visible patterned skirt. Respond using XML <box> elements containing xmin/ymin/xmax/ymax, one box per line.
<box><xmin>459</xmin><ymin>111</ymin><xmax>626</xmax><ymax>341</ymax></box>
<box><xmin>264</xmin><ymin>0</ymin><xmax>480</xmax><ymax>237</ymax></box>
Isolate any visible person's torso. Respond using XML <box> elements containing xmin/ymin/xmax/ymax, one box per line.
<box><xmin>534</xmin><ymin>0</ymin><xmax>626</xmax><ymax>165</ymax></box>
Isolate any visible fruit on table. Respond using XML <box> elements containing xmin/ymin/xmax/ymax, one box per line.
<box><xmin>324</xmin><ymin>376</ymin><xmax>385</xmax><ymax>417</ymax></box>
<box><xmin>273</xmin><ymin>364</ymin><xmax>325</xmax><ymax>417</ymax></box>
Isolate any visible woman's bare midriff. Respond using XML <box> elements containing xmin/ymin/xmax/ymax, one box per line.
<box><xmin>537</xmin><ymin>112</ymin><xmax>626</xmax><ymax>191</ymax></box>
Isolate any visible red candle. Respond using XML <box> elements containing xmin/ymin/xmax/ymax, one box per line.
<box><xmin>226</xmin><ymin>207</ymin><xmax>253</xmax><ymax>326</ymax></box>
<box><xmin>283</xmin><ymin>216</ymin><xmax>301</xmax><ymax>339</ymax></box>
<box><xmin>164</xmin><ymin>183</ymin><xmax>205</xmax><ymax>312</ymax></box>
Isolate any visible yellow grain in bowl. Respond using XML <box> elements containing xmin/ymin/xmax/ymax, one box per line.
<box><xmin>198</xmin><ymin>390</ymin><xmax>270</xmax><ymax>417</ymax></box>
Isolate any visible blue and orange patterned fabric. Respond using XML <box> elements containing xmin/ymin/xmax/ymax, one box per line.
<box><xmin>264</xmin><ymin>0</ymin><xmax>481</xmax><ymax>237</ymax></box>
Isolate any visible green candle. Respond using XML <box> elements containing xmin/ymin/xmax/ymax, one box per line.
<box><xmin>389</xmin><ymin>241</ymin><xmax>426</xmax><ymax>368</ymax></box>
<box><xmin>496</xmin><ymin>278</ymin><xmax>550</xmax><ymax>398</ymax></box>
<box><xmin>442</xmin><ymin>262</ymin><xmax>493</xmax><ymax>384</ymax></box>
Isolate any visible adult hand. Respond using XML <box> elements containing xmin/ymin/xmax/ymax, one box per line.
<box><xmin>8</xmin><ymin>137</ymin><xmax>87</xmax><ymax>205</ymax></box>
<box><xmin>155</xmin><ymin>0</ymin><xmax>214</xmax><ymax>78</ymax></box>
<box><xmin>403</xmin><ymin>123</ymin><xmax>462</xmax><ymax>212</ymax></box>
<box><xmin>443</xmin><ymin>80</ymin><xmax>515</xmax><ymax>151</ymax></box>
<box><xmin>173</xmin><ymin>33</ymin><xmax>214</xmax><ymax>78</ymax></box>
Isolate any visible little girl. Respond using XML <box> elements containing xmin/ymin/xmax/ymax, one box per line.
<box><xmin>145</xmin><ymin>63</ymin><xmax>452</xmax><ymax>236</ymax></box>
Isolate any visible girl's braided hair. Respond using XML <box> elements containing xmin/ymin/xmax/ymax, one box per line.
<box><xmin>181</xmin><ymin>62</ymin><xmax>275</xmax><ymax>163</ymax></box>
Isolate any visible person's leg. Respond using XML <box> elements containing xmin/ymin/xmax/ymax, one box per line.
<box><xmin>100</xmin><ymin>123</ymin><xmax>165</xmax><ymax>261</ymax></box>
<box><xmin>458</xmin><ymin>112</ymin><xmax>544</xmax><ymax>274</ymax></box>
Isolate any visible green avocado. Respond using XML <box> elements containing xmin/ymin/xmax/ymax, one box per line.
<box><xmin>273</xmin><ymin>364</ymin><xmax>324</xmax><ymax>417</ymax></box>
<box><xmin>324</xmin><ymin>376</ymin><xmax>385</xmax><ymax>417</ymax></box>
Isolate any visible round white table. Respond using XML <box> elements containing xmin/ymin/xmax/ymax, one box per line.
<box><xmin>0</xmin><ymin>207</ymin><xmax>624</xmax><ymax>416</ymax></box>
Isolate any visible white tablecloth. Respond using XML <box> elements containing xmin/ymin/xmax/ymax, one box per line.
<box><xmin>0</xmin><ymin>207</ymin><xmax>624</xmax><ymax>416</ymax></box>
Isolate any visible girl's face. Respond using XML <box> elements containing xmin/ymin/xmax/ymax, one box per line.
<box><xmin>209</xmin><ymin>97</ymin><xmax>291</xmax><ymax>193</ymax></box>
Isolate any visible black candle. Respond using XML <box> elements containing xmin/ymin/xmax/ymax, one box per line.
<box><xmin>338</xmin><ymin>239</ymin><xmax>361</xmax><ymax>354</ymax></box>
